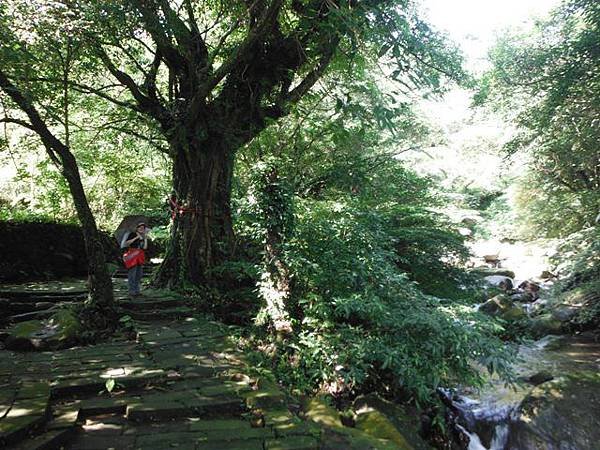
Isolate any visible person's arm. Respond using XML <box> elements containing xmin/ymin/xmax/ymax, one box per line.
<box><xmin>123</xmin><ymin>233</ymin><xmax>142</xmax><ymax>247</ymax></box>
<box><xmin>142</xmin><ymin>235</ymin><xmax>148</xmax><ymax>250</ymax></box>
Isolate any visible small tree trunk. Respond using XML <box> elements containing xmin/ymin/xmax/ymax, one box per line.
<box><xmin>256</xmin><ymin>166</ymin><xmax>293</xmax><ymax>334</ymax></box>
<box><xmin>60</xmin><ymin>152</ymin><xmax>115</xmax><ymax>311</ymax></box>
<box><xmin>153</xmin><ymin>133</ymin><xmax>235</xmax><ymax>288</ymax></box>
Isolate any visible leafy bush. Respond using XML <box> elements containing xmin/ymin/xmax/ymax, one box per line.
<box><xmin>242</xmin><ymin>198</ymin><xmax>514</xmax><ymax>404</ymax></box>
<box><xmin>549</xmin><ymin>227</ymin><xmax>600</xmax><ymax>329</ymax></box>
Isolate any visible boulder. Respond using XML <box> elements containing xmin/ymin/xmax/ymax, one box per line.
<box><xmin>352</xmin><ymin>394</ymin><xmax>432</xmax><ymax>450</ymax></box>
<box><xmin>510</xmin><ymin>293</ymin><xmax>534</xmax><ymax>303</ymax></box>
<box><xmin>524</xmin><ymin>371</ymin><xmax>554</xmax><ymax>386</ymax></box>
<box><xmin>4</xmin><ymin>309</ymin><xmax>81</xmax><ymax>351</ymax></box>
<box><xmin>479</xmin><ymin>295</ymin><xmax>526</xmax><ymax>321</ymax></box>
<box><xmin>481</xmin><ymin>275</ymin><xmax>514</xmax><ymax>289</ymax></box>
<box><xmin>472</xmin><ymin>267</ymin><xmax>516</xmax><ymax>279</ymax></box>
<box><xmin>303</xmin><ymin>397</ymin><xmax>407</xmax><ymax>450</ymax></box>
<box><xmin>355</xmin><ymin>408</ymin><xmax>414</xmax><ymax>450</ymax></box>
<box><xmin>518</xmin><ymin>281</ymin><xmax>541</xmax><ymax>300</ymax></box>
<box><xmin>551</xmin><ymin>305</ymin><xmax>579</xmax><ymax>323</ymax></box>
<box><xmin>529</xmin><ymin>314</ymin><xmax>563</xmax><ymax>338</ymax></box>
<box><xmin>508</xmin><ymin>372</ymin><xmax>600</xmax><ymax>450</ymax></box>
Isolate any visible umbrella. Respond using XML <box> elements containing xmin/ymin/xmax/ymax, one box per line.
<box><xmin>114</xmin><ymin>215</ymin><xmax>149</xmax><ymax>247</ymax></box>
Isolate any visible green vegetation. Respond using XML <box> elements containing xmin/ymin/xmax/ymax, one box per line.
<box><xmin>477</xmin><ymin>0</ymin><xmax>600</xmax><ymax>238</ymax></box>
<box><xmin>2</xmin><ymin>0</ymin><xmax>599</xmax><ymax>446</ymax></box>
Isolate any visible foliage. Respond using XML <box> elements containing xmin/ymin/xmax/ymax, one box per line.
<box><xmin>477</xmin><ymin>0</ymin><xmax>600</xmax><ymax>236</ymax></box>
<box><xmin>241</xmin><ymin>197</ymin><xmax>514</xmax><ymax>404</ymax></box>
<box><xmin>548</xmin><ymin>227</ymin><xmax>600</xmax><ymax>329</ymax></box>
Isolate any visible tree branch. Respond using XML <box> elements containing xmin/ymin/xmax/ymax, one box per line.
<box><xmin>283</xmin><ymin>35</ymin><xmax>339</xmax><ymax>106</ymax></box>
<box><xmin>0</xmin><ymin>70</ymin><xmax>65</xmax><ymax>167</ymax></box>
<box><xmin>133</xmin><ymin>1</ymin><xmax>189</xmax><ymax>74</ymax></box>
<box><xmin>95</xmin><ymin>45</ymin><xmax>172</xmax><ymax>128</ymax></box>
<box><xmin>0</xmin><ymin>116</ymin><xmax>36</xmax><ymax>131</ymax></box>
<box><xmin>200</xmin><ymin>0</ymin><xmax>284</xmax><ymax>97</ymax></box>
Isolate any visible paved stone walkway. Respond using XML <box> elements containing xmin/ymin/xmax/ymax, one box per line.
<box><xmin>0</xmin><ymin>281</ymin><xmax>405</xmax><ymax>450</ymax></box>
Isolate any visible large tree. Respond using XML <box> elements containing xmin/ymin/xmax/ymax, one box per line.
<box><xmin>23</xmin><ymin>0</ymin><xmax>462</xmax><ymax>288</ymax></box>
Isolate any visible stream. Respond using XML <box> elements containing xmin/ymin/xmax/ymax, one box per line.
<box><xmin>449</xmin><ymin>335</ymin><xmax>600</xmax><ymax>450</ymax></box>
<box><xmin>448</xmin><ymin>239</ymin><xmax>600</xmax><ymax>450</ymax></box>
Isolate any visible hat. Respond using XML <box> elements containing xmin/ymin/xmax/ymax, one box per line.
<box><xmin>136</xmin><ymin>222</ymin><xmax>146</xmax><ymax>227</ymax></box>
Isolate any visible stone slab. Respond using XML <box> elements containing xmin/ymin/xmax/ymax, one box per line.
<box><xmin>13</xmin><ymin>427</ymin><xmax>75</xmax><ymax>450</ymax></box>
<box><xmin>0</xmin><ymin>414</ymin><xmax>46</xmax><ymax>446</ymax></box>
<box><xmin>195</xmin><ymin>439</ymin><xmax>264</xmax><ymax>450</ymax></box>
<box><xmin>265</xmin><ymin>436</ymin><xmax>320</xmax><ymax>450</ymax></box>
<box><xmin>188</xmin><ymin>419</ymin><xmax>252</xmax><ymax>432</ymax></box>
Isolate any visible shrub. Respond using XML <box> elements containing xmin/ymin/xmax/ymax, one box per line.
<box><xmin>244</xmin><ymin>199</ymin><xmax>514</xmax><ymax>404</ymax></box>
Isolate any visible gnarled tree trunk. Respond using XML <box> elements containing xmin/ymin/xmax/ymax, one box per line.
<box><xmin>153</xmin><ymin>130</ymin><xmax>236</xmax><ymax>288</ymax></box>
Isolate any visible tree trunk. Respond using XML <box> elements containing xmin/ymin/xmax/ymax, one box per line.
<box><xmin>60</xmin><ymin>152</ymin><xmax>115</xmax><ymax>311</ymax></box>
<box><xmin>256</xmin><ymin>166</ymin><xmax>293</xmax><ymax>334</ymax></box>
<box><xmin>153</xmin><ymin>132</ymin><xmax>235</xmax><ymax>288</ymax></box>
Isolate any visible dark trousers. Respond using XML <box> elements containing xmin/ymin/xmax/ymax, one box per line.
<box><xmin>127</xmin><ymin>264</ymin><xmax>143</xmax><ymax>295</ymax></box>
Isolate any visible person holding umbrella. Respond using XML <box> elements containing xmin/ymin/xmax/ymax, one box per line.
<box><xmin>121</xmin><ymin>222</ymin><xmax>149</xmax><ymax>297</ymax></box>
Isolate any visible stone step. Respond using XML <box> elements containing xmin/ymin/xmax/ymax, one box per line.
<box><xmin>126</xmin><ymin>394</ymin><xmax>245</xmax><ymax>422</ymax></box>
<box><xmin>124</xmin><ymin>307</ymin><xmax>195</xmax><ymax>320</ymax></box>
<box><xmin>7</xmin><ymin>309</ymin><xmax>58</xmax><ymax>324</ymax></box>
<box><xmin>9</xmin><ymin>427</ymin><xmax>74</xmax><ymax>450</ymax></box>
<box><xmin>1</xmin><ymin>301</ymin><xmax>64</xmax><ymax>315</ymax></box>
<box><xmin>0</xmin><ymin>382</ymin><xmax>51</xmax><ymax>447</ymax></box>
<box><xmin>116</xmin><ymin>298</ymin><xmax>184</xmax><ymax>311</ymax></box>
<box><xmin>0</xmin><ymin>291</ymin><xmax>87</xmax><ymax>300</ymax></box>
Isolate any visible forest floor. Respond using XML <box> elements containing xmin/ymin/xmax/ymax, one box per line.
<box><xmin>0</xmin><ymin>277</ymin><xmax>371</xmax><ymax>450</ymax></box>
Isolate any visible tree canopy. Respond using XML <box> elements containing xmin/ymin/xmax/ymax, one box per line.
<box><xmin>477</xmin><ymin>0</ymin><xmax>600</xmax><ymax>236</ymax></box>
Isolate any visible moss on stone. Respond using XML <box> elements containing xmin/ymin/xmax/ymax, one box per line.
<box><xmin>303</xmin><ymin>397</ymin><xmax>342</xmax><ymax>429</ymax></box>
<box><xmin>530</xmin><ymin>313</ymin><xmax>563</xmax><ymax>337</ymax></box>
<box><xmin>355</xmin><ymin>409</ymin><xmax>414</xmax><ymax>450</ymax></box>
<box><xmin>8</xmin><ymin>320</ymin><xmax>44</xmax><ymax>338</ymax></box>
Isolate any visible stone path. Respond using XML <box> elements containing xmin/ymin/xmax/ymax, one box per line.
<box><xmin>0</xmin><ymin>281</ymin><xmax>405</xmax><ymax>450</ymax></box>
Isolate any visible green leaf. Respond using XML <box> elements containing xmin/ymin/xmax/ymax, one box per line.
<box><xmin>105</xmin><ymin>378</ymin><xmax>115</xmax><ymax>393</ymax></box>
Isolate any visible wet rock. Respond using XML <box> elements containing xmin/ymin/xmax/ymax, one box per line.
<box><xmin>529</xmin><ymin>313</ymin><xmax>563</xmax><ymax>338</ymax></box>
<box><xmin>551</xmin><ymin>305</ymin><xmax>579</xmax><ymax>323</ymax></box>
<box><xmin>511</xmin><ymin>292</ymin><xmax>533</xmax><ymax>303</ymax></box>
<box><xmin>518</xmin><ymin>281</ymin><xmax>541</xmax><ymax>300</ymax></box>
<box><xmin>539</xmin><ymin>271</ymin><xmax>556</xmax><ymax>279</ymax></box>
<box><xmin>508</xmin><ymin>372</ymin><xmax>600</xmax><ymax>450</ymax></box>
<box><xmin>525</xmin><ymin>371</ymin><xmax>554</xmax><ymax>386</ymax></box>
<box><xmin>483</xmin><ymin>276</ymin><xmax>515</xmax><ymax>291</ymax></box>
<box><xmin>479</xmin><ymin>295</ymin><xmax>526</xmax><ymax>321</ymax></box>
<box><xmin>472</xmin><ymin>267</ymin><xmax>516</xmax><ymax>279</ymax></box>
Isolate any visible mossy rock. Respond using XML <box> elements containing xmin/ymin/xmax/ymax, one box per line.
<box><xmin>479</xmin><ymin>295</ymin><xmax>526</xmax><ymax>321</ymax></box>
<box><xmin>530</xmin><ymin>313</ymin><xmax>563</xmax><ymax>338</ymax></box>
<box><xmin>304</xmin><ymin>397</ymin><xmax>343</xmax><ymax>429</ymax></box>
<box><xmin>353</xmin><ymin>394</ymin><xmax>431</xmax><ymax>450</ymax></box>
<box><xmin>243</xmin><ymin>378</ymin><xmax>286</xmax><ymax>409</ymax></box>
<box><xmin>303</xmin><ymin>397</ymin><xmax>404</xmax><ymax>450</ymax></box>
<box><xmin>4</xmin><ymin>310</ymin><xmax>81</xmax><ymax>351</ymax></box>
<box><xmin>470</xmin><ymin>267</ymin><xmax>516</xmax><ymax>279</ymax></box>
<box><xmin>508</xmin><ymin>371</ymin><xmax>600</xmax><ymax>450</ymax></box>
<box><xmin>355</xmin><ymin>409</ymin><xmax>414</xmax><ymax>450</ymax></box>
<box><xmin>560</xmin><ymin>282</ymin><xmax>600</xmax><ymax>306</ymax></box>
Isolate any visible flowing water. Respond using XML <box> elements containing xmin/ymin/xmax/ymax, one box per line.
<box><xmin>449</xmin><ymin>335</ymin><xmax>600</xmax><ymax>449</ymax></box>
